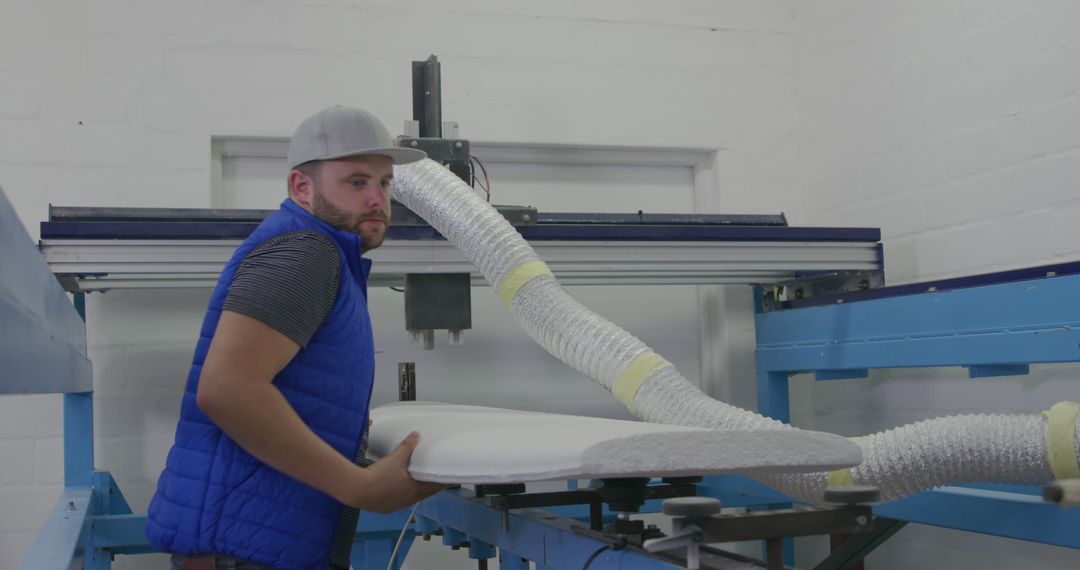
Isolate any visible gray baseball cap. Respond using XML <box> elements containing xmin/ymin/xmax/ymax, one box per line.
<box><xmin>286</xmin><ymin>106</ymin><xmax>426</xmax><ymax>170</ymax></box>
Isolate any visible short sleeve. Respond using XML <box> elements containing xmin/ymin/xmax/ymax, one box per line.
<box><xmin>223</xmin><ymin>231</ymin><xmax>342</xmax><ymax>348</ymax></box>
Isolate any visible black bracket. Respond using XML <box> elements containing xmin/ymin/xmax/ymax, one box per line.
<box><xmin>761</xmin><ymin>270</ymin><xmax>885</xmax><ymax>312</ymax></box>
<box><xmin>478</xmin><ymin>481</ymin><xmax>698</xmax><ymax>534</ymax></box>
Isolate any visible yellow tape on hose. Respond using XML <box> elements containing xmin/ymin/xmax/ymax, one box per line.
<box><xmin>828</xmin><ymin>469</ymin><xmax>853</xmax><ymax>489</ymax></box>
<box><xmin>613</xmin><ymin>352</ymin><xmax>671</xmax><ymax>408</ymax></box>
<box><xmin>1042</xmin><ymin>401</ymin><xmax>1080</xmax><ymax>480</ymax></box>
<box><xmin>496</xmin><ymin>261</ymin><xmax>553</xmax><ymax>308</ymax></box>
<box><xmin>827</xmin><ymin>437</ymin><xmax>860</xmax><ymax>488</ymax></box>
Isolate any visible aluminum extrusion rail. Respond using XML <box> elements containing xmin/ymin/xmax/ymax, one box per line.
<box><xmin>39</xmin><ymin>217</ymin><xmax>882</xmax><ymax>292</ymax></box>
<box><xmin>40</xmin><ymin>237</ymin><xmax>881</xmax><ymax>291</ymax></box>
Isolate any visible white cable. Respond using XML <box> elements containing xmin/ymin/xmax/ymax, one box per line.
<box><xmin>385</xmin><ymin>501</ymin><xmax>424</xmax><ymax>570</ymax></box>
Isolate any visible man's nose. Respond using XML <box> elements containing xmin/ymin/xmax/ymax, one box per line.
<box><xmin>363</xmin><ymin>185</ymin><xmax>385</xmax><ymax>209</ymax></box>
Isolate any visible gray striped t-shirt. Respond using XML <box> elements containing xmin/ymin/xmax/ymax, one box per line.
<box><xmin>223</xmin><ymin>231</ymin><xmax>342</xmax><ymax>347</ymax></box>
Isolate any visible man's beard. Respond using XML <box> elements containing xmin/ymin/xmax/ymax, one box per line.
<box><xmin>311</xmin><ymin>189</ymin><xmax>388</xmax><ymax>250</ymax></box>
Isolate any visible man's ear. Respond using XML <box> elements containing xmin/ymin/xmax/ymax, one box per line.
<box><xmin>288</xmin><ymin>169</ymin><xmax>314</xmax><ymax>209</ymax></box>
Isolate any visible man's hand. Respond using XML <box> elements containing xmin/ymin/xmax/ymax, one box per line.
<box><xmin>348</xmin><ymin>432</ymin><xmax>449</xmax><ymax>513</ymax></box>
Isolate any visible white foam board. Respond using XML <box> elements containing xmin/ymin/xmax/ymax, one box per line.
<box><xmin>368</xmin><ymin>402</ymin><xmax>861</xmax><ymax>484</ymax></box>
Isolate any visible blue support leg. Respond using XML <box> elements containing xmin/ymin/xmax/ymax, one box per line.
<box><xmin>469</xmin><ymin>537</ymin><xmax>496</xmax><ymax>561</ymax></box>
<box><xmin>391</xmin><ymin>534</ymin><xmax>415</xmax><ymax>569</ymax></box>
<box><xmin>64</xmin><ymin>392</ymin><xmax>94</xmax><ymax>487</ymax></box>
<box><xmin>753</xmin><ymin>372</ymin><xmax>796</xmax><ymax>564</ymax></box>
<box><xmin>84</xmin><ymin>472</ymin><xmax>136</xmax><ymax>570</ymax></box>
<box><xmin>442</xmin><ymin>526</ymin><xmax>467</xmax><ymax>549</ymax></box>
<box><xmin>498</xmin><ymin>549</ymin><xmax>529</xmax><ymax>570</ymax></box>
<box><xmin>65</xmin><ymin>293</ymin><xmax>94</xmax><ymax>488</ymax></box>
<box><xmin>351</xmin><ymin>537</ymin><xmax>396</xmax><ymax>570</ymax></box>
<box><xmin>755</xmin><ymin>371</ymin><xmax>790</xmax><ymax>423</ymax></box>
<box><xmin>414</xmin><ymin>515</ymin><xmax>438</xmax><ymax>539</ymax></box>
<box><xmin>93</xmin><ymin>471</ymin><xmax>133</xmax><ymax>515</ymax></box>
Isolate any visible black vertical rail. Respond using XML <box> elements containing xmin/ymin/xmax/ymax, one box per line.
<box><xmin>412</xmin><ymin>55</ymin><xmax>442</xmax><ymax>138</ymax></box>
<box><xmin>399</xmin><ymin>362</ymin><xmax>416</xmax><ymax>401</ymax></box>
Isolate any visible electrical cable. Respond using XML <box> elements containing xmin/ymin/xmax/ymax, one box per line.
<box><xmin>580</xmin><ymin>544</ymin><xmax>611</xmax><ymax>570</ymax></box>
<box><xmin>470</xmin><ymin>159</ymin><xmax>490</xmax><ymax>199</ymax></box>
<box><xmin>385</xmin><ymin>500</ymin><xmax>424</xmax><ymax>570</ymax></box>
<box><xmin>470</xmin><ymin>155</ymin><xmax>492</xmax><ymax>201</ymax></box>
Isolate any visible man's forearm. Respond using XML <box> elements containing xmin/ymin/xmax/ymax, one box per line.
<box><xmin>198</xmin><ymin>377</ymin><xmax>365</xmax><ymax>505</ymax></box>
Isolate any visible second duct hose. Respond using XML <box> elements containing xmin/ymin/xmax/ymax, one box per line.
<box><xmin>391</xmin><ymin>158</ymin><xmax>1078</xmax><ymax>504</ymax></box>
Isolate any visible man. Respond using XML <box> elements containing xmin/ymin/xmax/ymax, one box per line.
<box><xmin>147</xmin><ymin>106</ymin><xmax>445</xmax><ymax>570</ymax></box>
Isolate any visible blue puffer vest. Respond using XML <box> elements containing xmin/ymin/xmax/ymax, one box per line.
<box><xmin>146</xmin><ymin>199</ymin><xmax>376</xmax><ymax>570</ymax></box>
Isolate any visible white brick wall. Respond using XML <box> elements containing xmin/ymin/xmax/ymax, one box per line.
<box><xmin>34</xmin><ymin>438</ymin><xmax>64</xmax><ymax>486</ymax></box>
<box><xmin>796</xmin><ymin>0</ymin><xmax>1080</xmax><ymax>282</ymax></box>
<box><xmin>0</xmin><ymin>442</ymin><xmax>35</xmax><ymax>485</ymax></box>
<box><xmin>791</xmin><ymin>2</ymin><xmax>1080</xmax><ymax>568</ymax></box>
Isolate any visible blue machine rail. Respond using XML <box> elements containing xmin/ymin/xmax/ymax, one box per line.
<box><xmin>752</xmin><ymin>268</ymin><xmax>1080</xmax><ymax>549</ymax></box>
<box><xmin>781</xmin><ymin>260</ymin><xmax>1080</xmax><ymax>309</ymax></box>
<box><xmin>756</xmin><ymin>272</ymin><xmax>1080</xmax><ymax>374</ymax></box>
<box><xmin>0</xmin><ymin>187</ymin><xmax>92</xmax><ymax>395</ymax></box>
<box><xmin>19</xmin><ymin>487</ymin><xmax>94</xmax><ymax>570</ymax></box>
<box><xmin>877</xmin><ymin>485</ymin><xmax>1080</xmax><ymax>548</ymax></box>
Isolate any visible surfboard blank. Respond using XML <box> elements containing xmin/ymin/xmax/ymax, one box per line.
<box><xmin>368</xmin><ymin>402</ymin><xmax>861</xmax><ymax>484</ymax></box>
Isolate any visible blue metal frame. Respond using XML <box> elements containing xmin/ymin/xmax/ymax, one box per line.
<box><xmin>750</xmin><ymin>269</ymin><xmax>1080</xmax><ymax>549</ymax></box>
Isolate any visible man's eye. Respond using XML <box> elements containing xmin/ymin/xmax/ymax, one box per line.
<box><xmin>350</xmin><ymin>179</ymin><xmax>367</xmax><ymax>187</ymax></box>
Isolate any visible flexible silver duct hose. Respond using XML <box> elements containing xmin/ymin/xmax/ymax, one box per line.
<box><xmin>392</xmin><ymin>158</ymin><xmax>1079</xmax><ymax>503</ymax></box>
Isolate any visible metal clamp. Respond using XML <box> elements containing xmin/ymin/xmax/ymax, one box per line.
<box><xmin>644</xmin><ymin>497</ymin><xmax>722</xmax><ymax>570</ymax></box>
<box><xmin>643</xmin><ymin>525</ymin><xmax>705</xmax><ymax>570</ymax></box>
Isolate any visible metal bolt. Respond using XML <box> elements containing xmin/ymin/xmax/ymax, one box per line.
<box><xmin>454</xmin><ymin>141</ymin><xmax>463</xmax><ymax>148</ymax></box>
<box><xmin>855</xmin><ymin>515</ymin><xmax>868</xmax><ymax>526</ymax></box>
<box><xmin>522</xmin><ymin>214</ymin><xmax>531</xmax><ymax>222</ymax></box>
<box><xmin>410</xmin><ymin>140</ymin><xmax>419</xmax><ymax>147</ymax></box>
